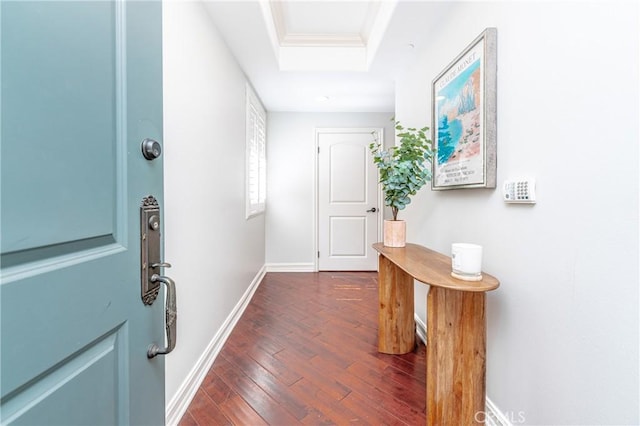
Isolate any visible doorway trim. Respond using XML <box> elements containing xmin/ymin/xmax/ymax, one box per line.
<box><xmin>313</xmin><ymin>127</ymin><xmax>383</xmax><ymax>272</ymax></box>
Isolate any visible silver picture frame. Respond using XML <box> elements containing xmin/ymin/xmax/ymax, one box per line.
<box><xmin>431</xmin><ymin>28</ymin><xmax>497</xmax><ymax>190</ymax></box>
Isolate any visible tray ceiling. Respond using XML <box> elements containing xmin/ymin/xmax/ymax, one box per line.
<box><xmin>203</xmin><ymin>1</ymin><xmax>454</xmax><ymax>112</ymax></box>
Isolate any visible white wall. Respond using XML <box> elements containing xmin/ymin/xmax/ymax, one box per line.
<box><xmin>395</xmin><ymin>1</ymin><xmax>639</xmax><ymax>424</ymax></box>
<box><xmin>266</xmin><ymin>112</ymin><xmax>395</xmax><ymax>267</ymax></box>
<box><xmin>162</xmin><ymin>0</ymin><xmax>265</xmax><ymax>415</ymax></box>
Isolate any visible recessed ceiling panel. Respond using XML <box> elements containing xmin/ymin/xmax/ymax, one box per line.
<box><xmin>282</xmin><ymin>1</ymin><xmax>374</xmax><ymax>36</ymax></box>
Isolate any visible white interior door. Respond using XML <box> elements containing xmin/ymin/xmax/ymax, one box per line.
<box><xmin>317</xmin><ymin>128</ymin><xmax>381</xmax><ymax>271</ymax></box>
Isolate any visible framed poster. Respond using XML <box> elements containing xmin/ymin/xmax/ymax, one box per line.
<box><xmin>431</xmin><ymin>28</ymin><xmax>497</xmax><ymax>190</ymax></box>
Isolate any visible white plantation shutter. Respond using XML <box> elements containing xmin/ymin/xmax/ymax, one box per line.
<box><xmin>246</xmin><ymin>85</ymin><xmax>266</xmax><ymax>218</ymax></box>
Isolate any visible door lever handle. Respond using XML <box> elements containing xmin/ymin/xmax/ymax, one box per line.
<box><xmin>366</xmin><ymin>207</ymin><xmax>377</xmax><ymax>213</ymax></box>
<box><xmin>147</xmin><ymin>274</ymin><xmax>177</xmax><ymax>358</ymax></box>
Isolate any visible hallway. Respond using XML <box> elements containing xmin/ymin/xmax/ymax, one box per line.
<box><xmin>178</xmin><ymin>272</ymin><xmax>426</xmax><ymax>425</ymax></box>
<box><xmin>162</xmin><ymin>1</ymin><xmax>639</xmax><ymax>424</ymax></box>
<box><xmin>1</xmin><ymin>1</ymin><xmax>638</xmax><ymax>424</ymax></box>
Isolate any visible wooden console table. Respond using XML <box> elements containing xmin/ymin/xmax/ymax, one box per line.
<box><xmin>373</xmin><ymin>243</ymin><xmax>499</xmax><ymax>425</ymax></box>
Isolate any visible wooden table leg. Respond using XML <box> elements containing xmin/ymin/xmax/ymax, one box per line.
<box><xmin>426</xmin><ymin>286</ymin><xmax>486</xmax><ymax>425</ymax></box>
<box><xmin>378</xmin><ymin>254</ymin><xmax>415</xmax><ymax>354</ymax></box>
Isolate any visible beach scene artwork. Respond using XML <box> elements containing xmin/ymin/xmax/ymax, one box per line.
<box><xmin>433</xmin><ymin>41</ymin><xmax>485</xmax><ymax>188</ymax></box>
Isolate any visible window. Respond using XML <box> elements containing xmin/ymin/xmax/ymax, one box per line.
<box><xmin>245</xmin><ymin>84</ymin><xmax>266</xmax><ymax>218</ymax></box>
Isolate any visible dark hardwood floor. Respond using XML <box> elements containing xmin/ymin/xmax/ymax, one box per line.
<box><xmin>179</xmin><ymin>272</ymin><xmax>426</xmax><ymax>425</ymax></box>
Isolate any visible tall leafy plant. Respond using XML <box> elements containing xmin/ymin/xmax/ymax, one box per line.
<box><xmin>369</xmin><ymin>121</ymin><xmax>433</xmax><ymax>221</ymax></box>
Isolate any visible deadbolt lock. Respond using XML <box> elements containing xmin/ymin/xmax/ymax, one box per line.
<box><xmin>141</xmin><ymin>138</ymin><xmax>162</xmax><ymax>160</ymax></box>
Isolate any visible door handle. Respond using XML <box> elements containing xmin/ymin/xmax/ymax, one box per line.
<box><xmin>366</xmin><ymin>207</ymin><xmax>377</xmax><ymax>213</ymax></box>
<box><xmin>147</xmin><ymin>274</ymin><xmax>177</xmax><ymax>358</ymax></box>
<box><xmin>140</xmin><ymin>195</ymin><xmax>177</xmax><ymax>358</ymax></box>
<box><xmin>140</xmin><ymin>195</ymin><xmax>170</xmax><ymax>305</ymax></box>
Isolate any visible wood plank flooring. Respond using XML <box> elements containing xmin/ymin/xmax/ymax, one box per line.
<box><xmin>179</xmin><ymin>272</ymin><xmax>426</xmax><ymax>425</ymax></box>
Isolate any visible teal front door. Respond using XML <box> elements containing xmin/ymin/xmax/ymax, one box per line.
<box><xmin>1</xmin><ymin>1</ymin><xmax>166</xmax><ymax>424</ymax></box>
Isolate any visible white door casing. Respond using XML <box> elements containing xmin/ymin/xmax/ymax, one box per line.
<box><xmin>317</xmin><ymin>128</ymin><xmax>381</xmax><ymax>271</ymax></box>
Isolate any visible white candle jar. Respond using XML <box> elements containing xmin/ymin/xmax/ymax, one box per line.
<box><xmin>451</xmin><ymin>243</ymin><xmax>483</xmax><ymax>280</ymax></box>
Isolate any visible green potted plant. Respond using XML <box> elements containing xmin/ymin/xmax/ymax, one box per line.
<box><xmin>369</xmin><ymin>120</ymin><xmax>433</xmax><ymax>247</ymax></box>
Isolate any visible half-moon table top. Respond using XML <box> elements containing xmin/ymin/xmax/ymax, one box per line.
<box><xmin>373</xmin><ymin>243</ymin><xmax>500</xmax><ymax>292</ymax></box>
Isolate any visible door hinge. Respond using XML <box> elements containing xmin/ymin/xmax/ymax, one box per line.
<box><xmin>318</xmin><ymin>251</ymin><xmax>320</xmax><ymax>258</ymax></box>
<box><xmin>317</xmin><ymin>146</ymin><xmax>320</xmax><ymax>154</ymax></box>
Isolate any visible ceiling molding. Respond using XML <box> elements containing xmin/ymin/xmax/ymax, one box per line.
<box><xmin>280</xmin><ymin>34</ymin><xmax>365</xmax><ymax>47</ymax></box>
<box><xmin>260</xmin><ymin>0</ymin><xmax>397</xmax><ymax>71</ymax></box>
<box><xmin>270</xmin><ymin>1</ymin><xmax>366</xmax><ymax>47</ymax></box>
<box><xmin>268</xmin><ymin>0</ymin><xmax>287</xmax><ymax>44</ymax></box>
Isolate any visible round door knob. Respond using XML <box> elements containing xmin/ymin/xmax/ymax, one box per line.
<box><xmin>366</xmin><ymin>207</ymin><xmax>377</xmax><ymax>213</ymax></box>
<box><xmin>142</xmin><ymin>138</ymin><xmax>162</xmax><ymax>160</ymax></box>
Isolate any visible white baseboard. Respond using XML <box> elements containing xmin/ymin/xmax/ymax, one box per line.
<box><xmin>165</xmin><ymin>265</ymin><xmax>267</xmax><ymax>426</ymax></box>
<box><xmin>484</xmin><ymin>397</ymin><xmax>514</xmax><ymax>426</ymax></box>
<box><xmin>265</xmin><ymin>262</ymin><xmax>315</xmax><ymax>272</ymax></box>
<box><xmin>414</xmin><ymin>313</ymin><xmax>427</xmax><ymax>344</ymax></box>
<box><xmin>413</xmin><ymin>314</ymin><xmax>510</xmax><ymax>426</ymax></box>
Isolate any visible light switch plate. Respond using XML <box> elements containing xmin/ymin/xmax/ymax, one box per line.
<box><xmin>503</xmin><ymin>179</ymin><xmax>536</xmax><ymax>203</ymax></box>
